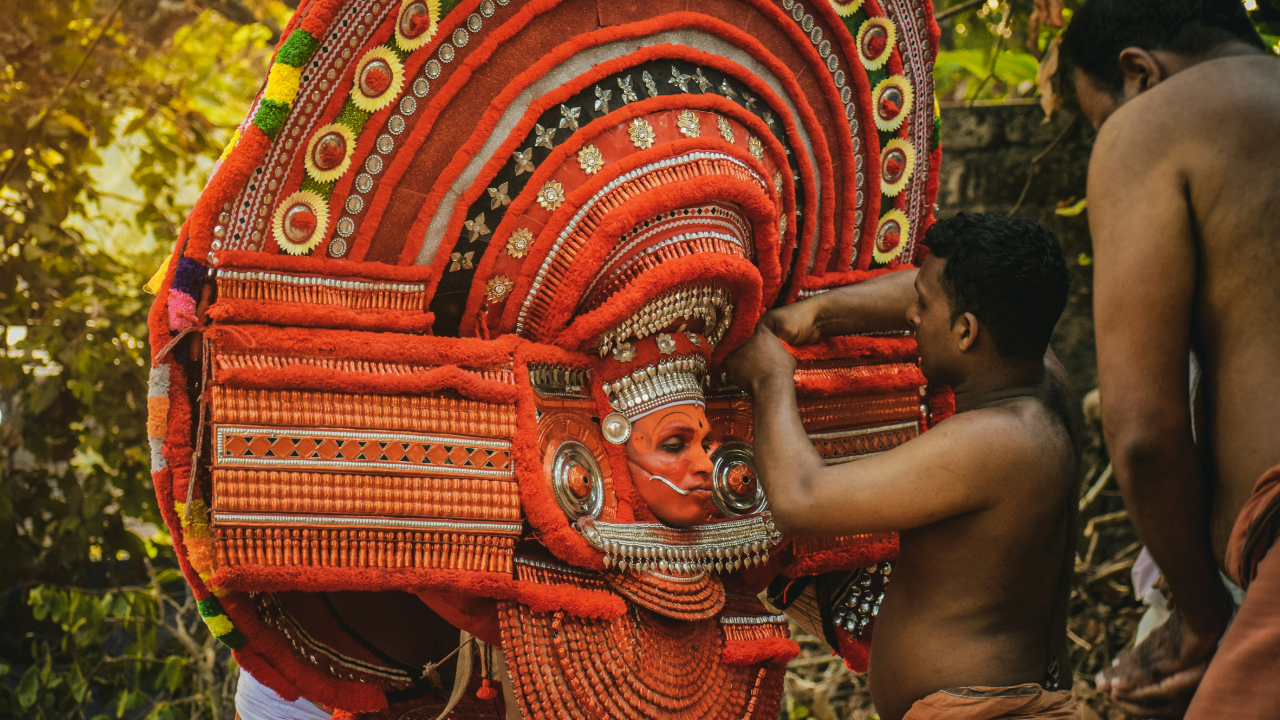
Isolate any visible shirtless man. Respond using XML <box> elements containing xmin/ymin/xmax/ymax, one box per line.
<box><xmin>1059</xmin><ymin>1</ymin><xmax>1280</xmax><ymax>716</ymax></box>
<box><xmin>727</xmin><ymin>213</ymin><xmax>1080</xmax><ymax>720</ymax></box>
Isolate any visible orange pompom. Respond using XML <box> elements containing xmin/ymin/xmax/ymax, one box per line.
<box><xmin>476</xmin><ymin>678</ymin><xmax>499</xmax><ymax>700</ymax></box>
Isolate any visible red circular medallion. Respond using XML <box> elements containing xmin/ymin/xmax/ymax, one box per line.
<box><xmin>878</xmin><ymin>87</ymin><xmax>904</xmax><ymax>121</ymax></box>
<box><xmin>283</xmin><ymin>204</ymin><xmax>318</xmax><ymax>243</ymax></box>
<box><xmin>876</xmin><ymin>219</ymin><xmax>902</xmax><ymax>254</ymax></box>
<box><xmin>360</xmin><ymin>59</ymin><xmax>393</xmax><ymax>98</ymax></box>
<box><xmin>399</xmin><ymin>2</ymin><xmax>431</xmax><ymax>38</ymax></box>
<box><xmin>862</xmin><ymin>25</ymin><xmax>888</xmax><ymax>59</ymax></box>
<box><xmin>882</xmin><ymin>149</ymin><xmax>907</xmax><ymax>184</ymax></box>
<box><xmin>311</xmin><ymin>132</ymin><xmax>347</xmax><ymax>172</ymax></box>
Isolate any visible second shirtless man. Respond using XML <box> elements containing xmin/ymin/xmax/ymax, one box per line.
<box><xmin>728</xmin><ymin>213</ymin><xmax>1080</xmax><ymax>720</ymax></box>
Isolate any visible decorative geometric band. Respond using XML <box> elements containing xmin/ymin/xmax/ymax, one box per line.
<box><xmin>209</xmin><ymin>386</ymin><xmax>517</xmax><ymax>437</ymax></box>
<box><xmin>212</xmin><ymin>469</ymin><xmax>521</xmax><ymax>521</ymax></box>
<box><xmin>213</xmin><ymin>425</ymin><xmax>513</xmax><ymax>478</ymax></box>
<box><xmin>213</xmin><ymin>526</ymin><xmax>516</xmax><ymax>573</ymax></box>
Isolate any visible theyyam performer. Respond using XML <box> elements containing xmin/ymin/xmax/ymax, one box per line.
<box><xmin>144</xmin><ymin>0</ymin><xmax>945</xmax><ymax>717</ymax></box>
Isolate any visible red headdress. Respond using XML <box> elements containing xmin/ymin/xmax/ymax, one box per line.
<box><xmin>147</xmin><ymin>0</ymin><xmax>945</xmax><ymax>715</ymax></box>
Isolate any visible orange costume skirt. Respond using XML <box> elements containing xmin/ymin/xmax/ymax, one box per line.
<box><xmin>902</xmin><ymin>684</ymin><xmax>1079</xmax><ymax>720</ymax></box>
<box><xmin>1186</xmin><ymin>463</ymin><xmax>1280</xmax><ymax>718</ymax></box>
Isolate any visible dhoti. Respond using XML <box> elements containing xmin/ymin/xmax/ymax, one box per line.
<box><xmin>1186</xmin><ymin>463</ymin><xmax>1280</xmax><ymax>718</ymax></box>
<box><xmin>902</xmin><ymin>684</ymin><xmax>1079</xmax><ymax>719</ymax></box>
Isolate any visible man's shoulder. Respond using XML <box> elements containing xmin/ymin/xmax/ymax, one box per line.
<box><xmin>1104</xmin><ymin>55</ymin><xmax>1280</xmax><ymax>146</ymax></box>
<box><xmin>934</xmin><ymin>399</ymin><xmax>1071</xmax><ymax>472</ymax></box>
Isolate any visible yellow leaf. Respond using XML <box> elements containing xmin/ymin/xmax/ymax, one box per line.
<box><xmin>144</xmin><ymin>255</ymin><xmax>172</xmax><ymax>295</ymax></box>
<box><xmin>1056</xmin><ymin>198</ymin><xmax>1088</xmax><ymax>217</ymax></box>
<box><xmin>54</xmin><ymin>113</ymin><xmax>91</xmax><ymax>137</ymax></box>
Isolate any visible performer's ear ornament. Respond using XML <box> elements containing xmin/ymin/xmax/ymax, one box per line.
<box><xmin>602</xmin><ymin>412</ymin><xmax>632</xmax><ymax>445</ymax></box>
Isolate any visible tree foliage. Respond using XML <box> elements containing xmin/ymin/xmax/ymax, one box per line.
<box><xmin>0</xmin><ymin>1</ymin><xmax>288</xmax><ymax>717</ymax></box>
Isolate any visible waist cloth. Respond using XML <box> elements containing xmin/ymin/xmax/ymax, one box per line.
<box><xmin>902</xmin><ymin>683</ymin><xmax>1079</xmax><ymax>719</ymax></box>
<box><xmin>1186</xmin><ymin>462</ymin><xmax>1280</xmax><ymax>718</ymax></box>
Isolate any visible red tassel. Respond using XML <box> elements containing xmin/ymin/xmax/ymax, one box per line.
<box><xmin>476</xmin><ymin>678</ymin><xmax>498</xmax><ymax>700</ymax></box>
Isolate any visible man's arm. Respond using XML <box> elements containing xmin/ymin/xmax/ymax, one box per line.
<box><xmin>727</xmin><ymin>325</ymin><xmax>1006</xmax><ymax>537</ymax></box>
<box><xmin>1088</xmin><ymin>106</ymin><xmax>1233</xmax><ymax>705</ymax></box>
<box><xmin>763</xmin><ymin>268</ymin><xmax>917</xmax><ymax>344</ymax></box>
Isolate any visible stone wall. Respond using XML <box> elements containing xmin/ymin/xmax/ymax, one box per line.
<box><xmin>935</xmin><ymin>102</ymin><xmax>1098</xmax><ymax>390</ymax></box>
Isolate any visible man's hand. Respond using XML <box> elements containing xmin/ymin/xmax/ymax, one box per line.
<box><xmin>725</xmin><ymin>323</ymin><xmax>796</xmax><ymax>393</ymax></box>
<box><xmin>1095</xmin><ymin>607</ymin><xmax>1222</xmax><ymax>717</ymax></box>
<box><xmin>761</xmin><ymin>299</ymin><xmax>823</xmax><ymax>346</ymax></box>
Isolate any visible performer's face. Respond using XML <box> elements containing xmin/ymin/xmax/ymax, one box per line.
<box><xmin>625</xmin><ymin>403</ymin><xmax>716</xmax><ymax>528</ymax></box>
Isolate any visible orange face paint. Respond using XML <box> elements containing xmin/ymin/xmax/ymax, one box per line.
<box><xmin>624</xmin><ymin>403</ymin><xmax>717</xmax><ymax>528</ymax></box>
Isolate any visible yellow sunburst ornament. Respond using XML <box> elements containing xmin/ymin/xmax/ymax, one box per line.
<box><xmin>828</xmin><ymin>0</ymin><xmax>865</xmax><ymax>17</ymax></box>
<box><xmin>304</xmin><ymin>124</ymin><xmax>357</xmax><ymax>183</ymax></box>
<box><xmin>879</xmin><ymin>138</ymin><xmax>916</xmax><ymax>197</ymax></box>
<box><xmin>394</xmin><ymin>0</ymin><xmax>441</xmax><ymax>52</ymax></box>
<box><xmin>350</xmin><ymin>47</ymin><xmax>405</xmax><ymax>113</ymax></box>
<box><xmin>272</xmin><ymin>191</ymin><xmax>330</xmax><ymax>256</ymax></box>
<box><xmin>857</xmin><ymin>17</ymin><xmax>897</xmax><ymax>71</ymax></box>
<box><xmin>873</xmin><ymin>209</ymin><xmax>910</xmax><ymax>265</ymax></box>
<box><xmin>872</xmin><ymin>76</ymin><xmax>913</xmax><ymax>132</ymax></box>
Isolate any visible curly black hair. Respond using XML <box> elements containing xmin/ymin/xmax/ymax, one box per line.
<box><xmin>1061</xmin><ymin>0</ymin><xmax>1265</xmax><ymax>95</ymax></box>
<box><xmin>921</xmin><ymin>213</ymin><xmax>1069</xmax><ymax>361</ymax></box>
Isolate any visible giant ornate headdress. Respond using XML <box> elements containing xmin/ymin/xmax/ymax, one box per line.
<box><xmin>148</xmin><ymin>0</ymin><xmax>946</xmax><ymax>716</ymax></box>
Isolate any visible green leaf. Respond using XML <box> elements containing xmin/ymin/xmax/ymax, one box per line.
<box><xmin>17</xmin><ymin>666</ymin><xmax>40</xmax><ymax>708</ymax></box>
<box><xmin>159</xmin><ymin>655</ymin><xmax>186</xmax><ymax>693</ymax></box>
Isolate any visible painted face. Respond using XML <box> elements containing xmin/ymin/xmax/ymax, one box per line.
<box><xmin>625</xmin><ymin>403</ymin><xmax>716</xmax><ymax>528</ymax></box>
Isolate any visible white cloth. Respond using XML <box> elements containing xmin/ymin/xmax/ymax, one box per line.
<box><xmin>235</xmin><ymin>669</ymin><xmax>330</xmax><ymax>720</ymax></box>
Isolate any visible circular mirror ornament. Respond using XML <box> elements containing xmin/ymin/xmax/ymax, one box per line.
<box><xmin>711</xmin><ymin>441</ymin><xmax>766</xmax><ymax>516</ymax></box>
<box><xmin>857</xmin><ymin>17</ymin><xmax>896</xmax><ymax>71</ymax></box>
<box><xmin>552</xmin><ymin>441</ymin><xmax>605</xmax><ymax>521</ymax></box>
<box><xmin>601</xmin><ymin>412</ymin><xmax>632</xmax><ymax>445</ymax></box>
<box><xmin>350</xmin><ymin>47</ymin><xmax>405</xmax><ymax>113</ymax></box>
<box><xmin>272</xmin><ymin>191</ymin><xmax>329</xmax><ymax>256</ymax></box>
<box><xmin>879</xmin><ymin>138</ymin><xmax>916</xmax><ymax>197</ymax></box>
<box><xmin>304</xmin><ymin>124</ymin><xmax>357</xmax><ymax>183</ymax></box>
<box><xmin>872</xmin><ymin>76</ymin><xmax>913</xmax><ymax>132</ymax></box>
<box><xmin>873</xmin><ymin>209</ymin><xmax>910</xmax><ymax>265</ymax></box>
<box><xmin>394</xmin><ymin>0</ymin><xmax>440</xmax><ymax>52</ymax></box>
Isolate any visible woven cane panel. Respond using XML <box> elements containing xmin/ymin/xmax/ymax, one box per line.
<box><xmin>794</xmin><ymin>362</ymin><xmax>921</xmax><ymax>388</ymax></box>
<box><xmin>720</xmin><ymin>617</ymin><xmax>790</xmax><ymax>642</ymax></box>
<box><xmin>213</xmin><ymin>469</ymin><xmax>520</xmax><ymax>520</ymax></box>
<box><xmin>215</xmin><ymin>270</ymin><xmax>427</xmax><ymax>312</ymax></box>
<box><xmin>499</xmin><ymin>601</ymin><xmax>784</xmax><ymax>720</ymax></box>
<box><xmin>798</xmin><ymin>389</ymin><xmax>921</xmax><ymax>432</ymax></box>
<box><xmin>214</xmin><ymin>527</ymin><xmax>515</xmax><ymax>573</ymax></box>
<box><xmin>209</xmin><ymin>387</ymin><xmax>516</xmax><ymax>437</ymax></box>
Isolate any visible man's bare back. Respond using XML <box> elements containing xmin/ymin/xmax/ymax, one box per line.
<box><xmin>871</xmin><ymin>389</ymin><xmax>1076</xmax><ymax>718</ymax></box>
<box><xmin>1091</xmin><ymin>53</ymin><xmax>1280</xmax><ymax>561</ymax></box>
<box><xmin>728</xmin><ymin>214</ymin><xmax>1078</xmax><ymax>718</ymax></box>
<box><xmin>1063</xmin><ymin>3</ymin><xmax>1280</xmax><ymax>708</ymax></box>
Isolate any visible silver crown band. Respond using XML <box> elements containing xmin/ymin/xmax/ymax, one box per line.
<box><xmin>602</xmin><ymin>355</ymin><xmax>707</xmax><ymax>420</ymax></box>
